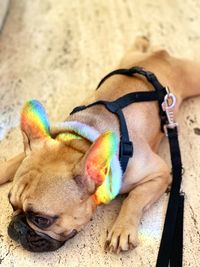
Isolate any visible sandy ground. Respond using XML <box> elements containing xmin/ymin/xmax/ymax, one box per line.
<box><xmin>0</xmin><ymin>0</ymin><xmax>200</xmax><ymax>266</ymax></box>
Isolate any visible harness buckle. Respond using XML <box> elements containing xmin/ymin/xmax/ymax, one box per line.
<box><xmin>162</xmin><ymin>87</ymin><xmax>178</xmax><ymax>136</ymax></box>
<box><xmin>119</xmin><ymin>141</ymin><xmax>133</xmax><ymax>158</ymax></box>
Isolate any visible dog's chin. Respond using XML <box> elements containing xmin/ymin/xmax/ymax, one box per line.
<box><xmin>8</xmin><ymin>214</ymin><xmax>76</xmax><ymax>252</ymax></box>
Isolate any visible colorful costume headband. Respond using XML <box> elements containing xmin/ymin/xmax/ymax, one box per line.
<box><xmin>21</xmin><ymin>100</ymin><xmax>122</xmax><ymax>205</ymax></box>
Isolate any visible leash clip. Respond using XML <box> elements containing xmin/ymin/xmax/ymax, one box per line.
<box><xmin>162</xmin><ymin>87</ymin><xmax>178</xmax><ymax>136</ymax></box>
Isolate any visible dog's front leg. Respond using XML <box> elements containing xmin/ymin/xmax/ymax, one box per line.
<box><xmin>0</xmin><ymin>152</ymin><xmax>25</xmax><ymax>185</ymax></box>
<box><xmin>105</xmin><ymin>168</ymin><xmax>171</xmax><ymax>254</ymax></box>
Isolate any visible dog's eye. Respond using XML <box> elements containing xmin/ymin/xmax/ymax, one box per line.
<box><xmin>26</xmin><ymin>212</ymin><xmax>57</xmax><ymax>229</ymax></box>
<box><xmin>33</xmin><ymin>216</ymin><xmax>50</xmax><ymax>228</ymax></box>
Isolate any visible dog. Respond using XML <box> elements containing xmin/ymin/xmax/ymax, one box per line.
<box><xmin>0</xmin><ymin>37</ymin><xmax>199</xmax><ymax>253</ymax></box>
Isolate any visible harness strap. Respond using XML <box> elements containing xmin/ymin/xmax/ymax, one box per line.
<box><xmin>71</xmin><ymin>67</ymin><xmax>168</xmax><ymax>173</ymax></box>
<box><xmin>96</xmin><ymin>66</ymin><xmax>168</xmax><ymax>130</ymax></box>
<box><xmin>71</xmin><ymin>100</ymin><xmax>133</xmax><ymax>173</ymax></box>
<box><xmin>70</xmin><ymin>91</ymin><xmax>163</xmax><ymax>173</ymax></box>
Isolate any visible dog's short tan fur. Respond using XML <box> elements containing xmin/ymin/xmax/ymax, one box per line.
<box><xmin>0</xmin><ymin>37</ymin><xmax>199</xmax><ymax>253</ymax></box>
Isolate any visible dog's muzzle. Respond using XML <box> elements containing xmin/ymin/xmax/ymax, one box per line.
<box><xmin>8</xmin><ymin>214</ymin><xmax>77</xmax><ymax>252</ymax></box>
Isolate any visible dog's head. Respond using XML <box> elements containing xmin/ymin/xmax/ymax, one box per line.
<box><xmin>8</xmin><ymin>100</ymin><xmax>117</xmax><ymax>252</ymax></box>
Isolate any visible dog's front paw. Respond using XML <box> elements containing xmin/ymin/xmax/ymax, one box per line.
<box><xmin>105</xmin><ymin>222</ymin><xmax>139</xmax><ymax>254</ymax></box>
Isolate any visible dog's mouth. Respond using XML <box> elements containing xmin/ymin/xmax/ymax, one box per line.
<box><xmin>8</xmin><ymin>214</ymin><xmax>77</xmax><ymax>252</ymax></box>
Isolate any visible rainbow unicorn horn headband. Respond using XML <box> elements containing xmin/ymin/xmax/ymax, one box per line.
<box><xmin>21</xmin><ymin>100</ymin><xmax>122</xmax><ymax>205</ymax></box>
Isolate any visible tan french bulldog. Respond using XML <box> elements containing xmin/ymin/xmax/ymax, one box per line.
<box><xmin>0</xmin><ymin>37</ymin><xmax>199</xmax><ymax>253</ymax></box>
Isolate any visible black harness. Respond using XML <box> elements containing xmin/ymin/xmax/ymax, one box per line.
<box><xmin>70</xmin><ymin>66</ymin><xmax>184</xmax><ymax>267</ymax></box>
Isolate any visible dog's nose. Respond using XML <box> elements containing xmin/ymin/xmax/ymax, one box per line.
<box><xmin>13</xmin><ymin>217</ymin><xmax>27</xmax><ymax>234</ymax></box>
<box><xmin>8</xmin><ymin>214</ymin><xmax>27</xmax><ymax>242</ymax></box>
<box><xmin>8</xmin><ymin>213</ymin><xmax>66</xmax><ymax>252</ymax></box>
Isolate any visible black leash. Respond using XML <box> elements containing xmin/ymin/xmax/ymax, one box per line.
<box><xmin>70</xmin><ymin>66</ymin><xmax>184</xmax><ymax>266</ymax></box>
<box><xmin>156</xmin><ymin>127</ymin><xmax>184</xmax><ymax>267</ymax></box>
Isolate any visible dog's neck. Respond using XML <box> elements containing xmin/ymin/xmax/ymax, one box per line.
<box><xmin>50</xmin><ymin>121</ymin><xmax>122</xmax><ymax>205</ymax></box>
<box><xmin>68</xmin><ymin>105</ymin><xmax>120</xmax><ymax>139</ymax></box>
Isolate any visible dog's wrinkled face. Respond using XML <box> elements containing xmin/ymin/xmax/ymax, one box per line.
<box><xmin>8</xmin><ymin>101</ymin><xmax>115</xmax><ymax>252</ymax></box>
<box><xmin>8</xmin><ymin>138</ymin><xmax>97</xmax><ymax>252</ymax></box>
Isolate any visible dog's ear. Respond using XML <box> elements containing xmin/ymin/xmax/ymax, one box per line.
<box><xmin>83</xmin><ymin>131</ymin><xmax>118</xmax><ymax>193</ymax></box>
<box><xmin>21</xmin><ymin>100</ymin><xmax>51</xmax><ymax>153</ymax></box>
